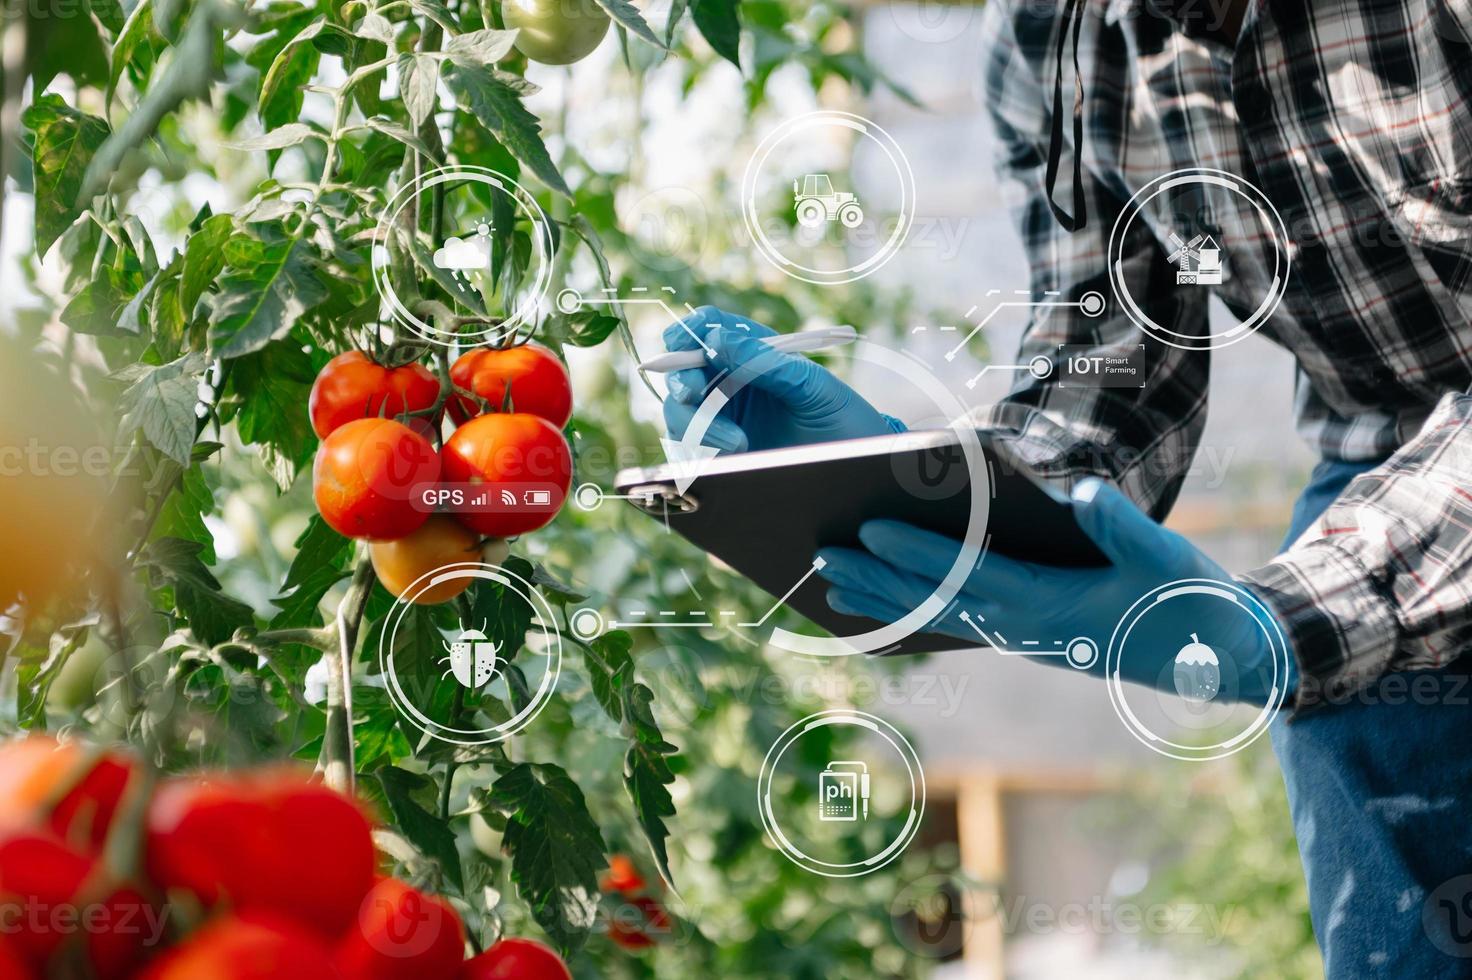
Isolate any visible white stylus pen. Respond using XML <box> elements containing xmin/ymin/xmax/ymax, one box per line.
<box><xmin>637</xmin><ymin>325</ymin><xmax>858</xmax><ymax>374</ymax></box>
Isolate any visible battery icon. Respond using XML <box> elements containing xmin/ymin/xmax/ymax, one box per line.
<box><xmin>523</xmin><ymin>489</ymin><xmax>552</xmax><ymax>507</ymax></box>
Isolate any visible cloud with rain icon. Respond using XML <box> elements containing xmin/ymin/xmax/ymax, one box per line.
<box><xmin>433</xmin><ymin>225</ymin><xmax>492</xmax><ymax>281</ymax></box>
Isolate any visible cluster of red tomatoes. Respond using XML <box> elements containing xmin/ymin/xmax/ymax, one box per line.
<box><xmin>309</xmin><ymin>343</ymin><xmax>573</xmax><ymax>606</ymax></box>
<box><xmin>0</xmin><ymin>736</ymin><xmax>571</xmax><ymax>979</ymax></box>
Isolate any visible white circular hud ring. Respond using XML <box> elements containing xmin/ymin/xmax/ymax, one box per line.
<box><xmin>681</xmin><ymin>336</ymin><xmax>991</xmax><ymax>657</ymax></box>
<box><xmin>1106</xmin><ymin>578</ymin><xmax>1289</xmax><ymax>762</ymax></box>
<box><xmin>373</xmin><ymin>166</ymin><xmax>554</xmax><ymax>347</ymax></box>
<box><xmin>380</xmin><ymin>561</ymin><xmax>561</xmax><ymax>745</ymax></box>
<box><xmin>758</xmin><ymin>709</ymin><xmax>926</xmax><ymax>878</ymax></box>
<box><xmin>1108</xmin><ymin>168</ymin><xmax>1289</xmax><ymax>351</ymax></box>
<box><xmin>741</xmin><ymin>111</ymin><xmax>916</xmax><ymax>286</ymax></box>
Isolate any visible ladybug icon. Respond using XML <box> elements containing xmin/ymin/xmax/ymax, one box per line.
<box><xmin>440</xmin><ymin>624</ymin><xmax>502</xmax><ymax>690</ymax></box>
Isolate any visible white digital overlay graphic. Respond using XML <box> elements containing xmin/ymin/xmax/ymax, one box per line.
<box><xmin>380</xmin><ymin>561</ymin><xmax>561</xmax><ymax>745</ymax></box>
<box><xmin>759</xmin><ymin>710</ymin><xmax>925</xmax><ymax>878</ymax></box>
<box><xmin>742</xmin><ymin>110</ymin><xmax>916</xmax><ymax>286</ymax></box>
<box><xmin>1106</xmin><ymin>579</ymin><xmax>1290</xmax><ymax>762</ymax></box>
<box><xmin>1108</xmin><ymin>168</ymin><xmax>1289</xmax><ymax>351</ymax></box>
<box><xmin>373</xmin><ymin>166</ymin><xmax>554</xmax><ymax>348</ymax></box>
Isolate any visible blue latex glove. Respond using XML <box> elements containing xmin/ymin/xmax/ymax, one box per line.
<box><xmin>661</xmin><ymin>306</ymin><xmax>903</xmax><ymax>453</ymax></box>
<box><xmin>816</xmin><ymin>478</ymin><xmax>1296</xmax><ymax>705</ymax></box>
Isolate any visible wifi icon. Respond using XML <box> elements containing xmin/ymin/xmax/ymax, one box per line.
<box><xmin>499</xmin><ymin>489</ymin><xmax>518</xmax><ymax>508</ymax></box>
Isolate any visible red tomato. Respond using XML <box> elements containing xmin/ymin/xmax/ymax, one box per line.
<box><xmin>0</xmin><ymin>831</ymin><xmax>155</xmax><ymax>977</ymax></box>
<box><xmin>0</xmin><ymin>941</ymin><xmax>34</xmax><ymax>980</ymax></box>
<box><xmin>600</xmin><ymin>854</ymin><xmax>646</xmax><ymax>896</ymax></box>
<box><xmin>136</xmin><ymin>914</ymin><xmax>340</xmax><ymax>980</ymax></box>
<box><xmin>309</xmin><ymin>351</ymin><xmax>441</xmax><ymax>439</ymax></box>
<box><xmin>0</xmin><ymin>736</ymin><xmax>136</xmax><ymax>850</ymax></box>
<box><xmin>442</xmin><ymin>414</ymin><xmax>572</xmax><ymax>537</ymax></box>
<box><xmin>313</xmin><ymin>418</ymin><xmax>440</xmax><ymax>540</ymax></box>
<box><xmin>334</xmin><ymin>878</ymin><xmax>465</xmax><ymax>979</ymax></box>
<box><xmin>607</xmin><ymin>895</ymin><xmax>672</xmax><ymax>951</ymax></box>
<box><xmin>449</xmin><ymin>343</ymin><xmax>572</xmax><ymax>428</ymax></box>
<box><xmin>145</xmin><ymin>771</ymin><xmax>375</xmax><ymax>938</ymax></box>
<box><xmin>460</xmin><ymin>938</ymin><xmax>571</xmax><ymax>980</ymax></box>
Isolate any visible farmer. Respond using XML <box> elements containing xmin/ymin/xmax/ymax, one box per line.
<box><xmin>661</xmin><ymin>0</ymin><xmax>1472</xmax><ymax>973</ymax></box>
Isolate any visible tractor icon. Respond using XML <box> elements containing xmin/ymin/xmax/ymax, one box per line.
<box><xmin>793</xmin><ymin>173</ymin><xmax>864</xmax><ymax>230</ymax></box>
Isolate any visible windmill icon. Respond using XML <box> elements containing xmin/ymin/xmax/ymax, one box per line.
<box><xmin>1166</xmin><ymin>232</ymin><xmax>1223</xmax><ymax>286</ymax></box>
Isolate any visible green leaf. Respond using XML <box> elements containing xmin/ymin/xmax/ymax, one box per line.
<box><xmin>226</xmin><ymin>124</ymin><xmax>323</xmax><ymax>151</ymax></box>
<box><xmin>619</xmin><ymin>673</ymin><xmax>678</xmax><ymax>888</ymax></box>
<box><xmin>25</xmin><ymin>0</ymin><xmax>110</xmax><ymax>92</ymax></box>
<box><xmin>409</xmin><ymin>0</ymin><xmax>457</xmax><ymax>32</ymax></box>
<box><xmin>445</xmin><ymin>28</ymin><xmax>519</xmax><ymax>68</ymax></box>
<box><xmin>397</xmin><ymin>53</ymin><xmax>440</xmax><ymax>130</ymax></box>
<box><xmin>209</xmin><ymin>235</ymin><xmax>327</xmax><ymax>359</ymax></box>
<box><xmin>79</xmin><ymin>0</ymin><xmax>218</xmax><ymax>200</ymax></box>
<box><xmin>593</xmin><ymin>0</ymin><xmax>668</xmax><ymax>50</ymax></box>
<box><xmin>362</xmin><ymin>117</ymin><xmax>442</xmax><ymax>164</ymax></box>
<box><xmin>272</xmin><ymin>515</ymin><xmax>353</xmax><ymax>628</ymax></box>
<box><xmin>466</xmin><ymin>556</ymin><xmax>536</xmax><ymax>661</ymax></box>
<box><xmin>443</xmin><ymin>63</ymin><xmax>570</xmax><ymax>197</ymax></box>
<box><xmin>377</xmin><ymin>766</ymin><xmax>464</xmax><ymax>891</ymax></box>
<box><xmin>151</xmin><ymin>464</ymin><xmax>217</xmax><ymax>563</ymax></box>
<box><xmin>580</xmin><ymin>630</ymin><xmax>632</xmax><ymax>724</ymax></box>
<box><xmin>23</xmin><ymin>95</ymin><xmax>111</xmax><ymax>255</ymax></box>
<box><xmin>564</xmin><ymin>311</ymin><xmax>620</xmax><ymax>348</ymax></box>
<box><xmin>665</xmin><ymin>0</ymin><xmax>689</xmax><ymax>46</ymax></box>
<box><xmin>528</xmin><ymin>562</ymin><xmax>588</xmax><ymax>605</ymax></box>
<box><xmin>690</xmin><ymin>0</ymin><xmax>741</xmax><ymax>67</ymax></box>
<box><xmin>488</xmin><ymin>763</ymin><xmax>607</xmax><ymax>954</ymax></box>
<box><xmin>180</xmin><ymin>213</ymin><xmax>232</xmax><ymax>317</ymax></box>
<box><xmin>139</xmin><ymin>537</ymin><xmax>255</xmax><ymax>646</ymax></box>
<box><xmin>107</xmin><ymin>0</ymin><xmax>159</xmax><ymax>108</ymax></box>
<box><xmin>259</xmin><ymin>21</ymin><xmax>329</xmax><ymax>130</ymax></box>
<box><xmin>117</xmin><ymin>352</ymin><xmax>205</xmax><ymax>464</ymax></box>
<box><xmin>354</xmin><ymin>11</ymin><xmax>397</xmax><ymax>44</ymax></box>
<box><xmin>231</xmin><ymin>340</ymin><xmax>318</xmax><ymax>490</ymax></box>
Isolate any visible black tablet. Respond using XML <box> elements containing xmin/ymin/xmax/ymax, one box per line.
<box><xmin>614</xmin><ymin>428</ymin><xmax>1108</xmax><ymax>655</ymax></box>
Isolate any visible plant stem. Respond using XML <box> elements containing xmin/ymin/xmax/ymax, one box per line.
<box><xmin>320</xmin><ymin>553</ymin><xmax>373</xmax><ymax>793</ymax></box>
<box><xmin>438</xmin><ymin>688</ymin><xmax>464</xmax><ymax>820</ymax></box>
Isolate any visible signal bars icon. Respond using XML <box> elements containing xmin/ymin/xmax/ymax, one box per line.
<box><xmin>450</xmin><ymin>486</ymin><xmax>555</xmax><ymax>512</ymax></box>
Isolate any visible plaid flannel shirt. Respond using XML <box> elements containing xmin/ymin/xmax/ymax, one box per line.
<box><xmin>976</xmin><ymin>0</ymin><xmax>1472</xmax><ymax>708</ymax></box>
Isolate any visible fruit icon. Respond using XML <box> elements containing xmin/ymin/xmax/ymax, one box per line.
<box><xmin>1172</xmin><ymin>633</ymin><xmax>1220</xmax><ymax>703</ymax></box>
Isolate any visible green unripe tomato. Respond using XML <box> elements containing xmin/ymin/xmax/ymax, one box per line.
<box><xmin>504</xmin><ymin>0</ymin><xmax>611</xmax><ymax>66</ymax></box>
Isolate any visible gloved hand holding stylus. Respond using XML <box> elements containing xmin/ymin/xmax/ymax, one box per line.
<box><xmin>660</xmin><ymin>306</ymin><xmax>904</xmax><ymax>453</ymax></box>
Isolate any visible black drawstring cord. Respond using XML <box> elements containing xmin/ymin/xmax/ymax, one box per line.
<box><xmin>1045</xmin><ymin>0</ymin><xmax>1088</xmax><ymax>232</ymax></box>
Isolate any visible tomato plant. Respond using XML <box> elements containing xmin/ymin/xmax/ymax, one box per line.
<box><xmin>4</xmin><ymin>0</ymin><xmax>955</xmax><ymax>976</ymax></box>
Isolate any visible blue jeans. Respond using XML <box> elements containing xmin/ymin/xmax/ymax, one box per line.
<box><xmin>1270</xmin><ymin>459</ymin><xmax>1472</xmax><ymax>976</ymax></box>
